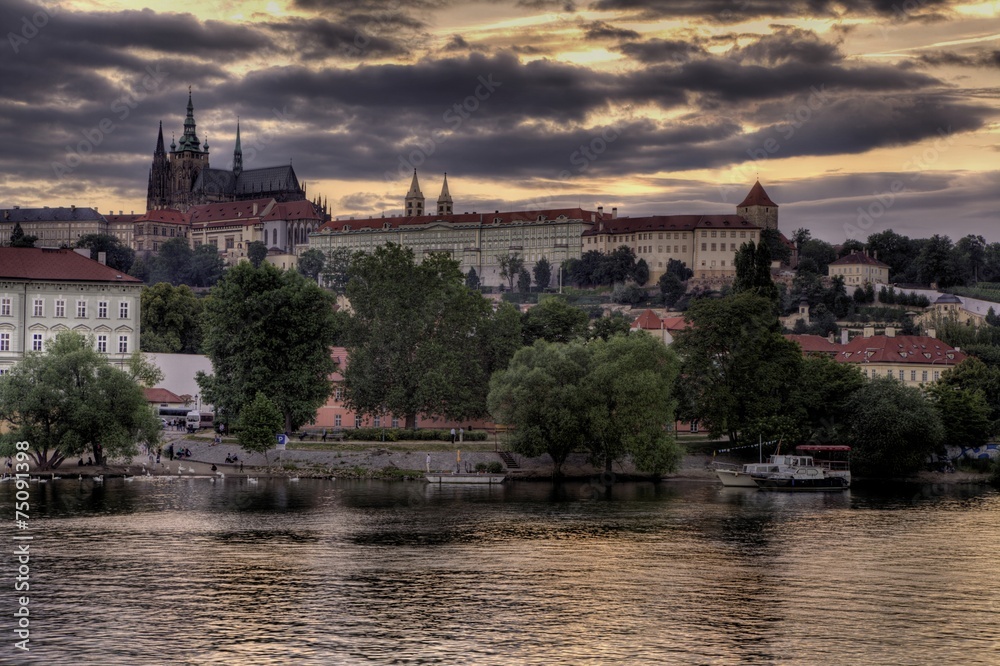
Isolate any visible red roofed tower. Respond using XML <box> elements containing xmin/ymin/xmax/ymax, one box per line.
<box><xmin>736</xmin><ymin>180</ymin><xmax>778</xmax><ymax>231</ymax></box>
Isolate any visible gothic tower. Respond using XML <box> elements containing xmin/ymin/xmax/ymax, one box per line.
<box><xmin>736</xmin><ymin>179</ymin><xmax>778</xmax><ymax>231</ymax></box>
<box><xmin>405</xmin><ymin>169</ymin><xmax>425</xmax><ymax>217</ymax></box>
<box><xmin>167</xmin><ymin>89</ymin><xmax>209</xmax><ymax>209</ymax></box>
<box><xmin>146</xmin><ymin>121</ymin><xmax>170</xmax><ymax>210</ymax></box>
<box><xmin>232</xmin><ymin>120</ymin><xmax>243</xmax><ymax>177</ymax></box>
<box><xmin>437</xmin><ymin>173</ymin><xmax>453</xmax><ymax>215</ymax></box>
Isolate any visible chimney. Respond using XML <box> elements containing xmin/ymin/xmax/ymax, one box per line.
<box><xmin>252</xmin><ymin>203</ymin><xmax>258</xmax><ymax>216</ymax></box>
<box><xmin>927</xmin><ymin>328</ymin><xmax>936</xmax><ymax>339</ymax></box>
<box><xmin>828</xmin><ymin>332</ymin><xmax>835</xmax><ymax>344</ymax></box>
<box><xmin>119</xmin><ymin>210</ymin><xmax>123</xmax><ymax>215</ymax></box>
<box><xmin>863</xmin><ymin>326</ymin><xmax>874</xmax><ymax>338</ymax></box>
<box><xmin>97</xmin><ymin>252</ymin><xmax>107</xmax><ymax>265</ymax></box>
<box><xmin>612</xmin><ymin>207</ymin><xmax>618</xmax><ymax>219</ymax></box>
<box><xmin>886</xmin><ymin>326</ymin><xmax>895</xmax><ymax>337</ymax></box>
<box><xmin>597</xmin><ymin>206</ymin><xmax>604</xmax><ymax>217</ymax></box>
<box><xmin>840</xmin><ymin>329</ymin><xmax>848</xmax><ymax>345</ymax></box>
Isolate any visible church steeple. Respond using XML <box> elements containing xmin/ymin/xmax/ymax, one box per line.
<box><xmin>176</xmin><ymin>87</ymin><xmax>203</xmax><ymax>153</ymax></box>
<box><xmin>233</xmin><ymin>119</ymin><xmax>243</xmax><ymax>177</ymax></box>
<box><xmin>147</xmin><ymin>121</ymin><xmax>171</xmax><ymax>210</ymax></box>
<box><xmin>437</xmin><ymin>172</ymin><xmax>453</xmax><ymax>215</ymax></box>
<box><xmin>405</xmin><ymin>169</ymin><xmax>425</xmax><ymax>217</ymax></box>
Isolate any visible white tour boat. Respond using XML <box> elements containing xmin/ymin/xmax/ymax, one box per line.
<box><xmin>750</xmin><ymin>445</ymin><xmax>851</xmax><ymax>491</ymax></box>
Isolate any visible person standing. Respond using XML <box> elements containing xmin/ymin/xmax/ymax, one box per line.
<box><xmin>459</xmin><ymin>427</ymin><xmax>464</xmax><ymax>443</ymax></box>
<box><xmin>450</xmin><ymin>428</ymin><xmax>456</xmax><ymax>444</ymax></box>
<box><xmin>426</xmin><ymin>453</ymin><xmax>431</xmax><ymax>473</ymax></box>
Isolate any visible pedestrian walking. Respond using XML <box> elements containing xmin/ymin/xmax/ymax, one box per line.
<box><xmin>322</xmin><ymin>428</ymin><xmax>327</xmax><ymax>442</ymax></box>
<box><xmin>450</xmin><ymin>428</ymin><xmax>456</xmax><ymax>444</ymax></box>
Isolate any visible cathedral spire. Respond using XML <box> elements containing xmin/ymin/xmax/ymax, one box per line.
<box><xmin>437</xmin><ymin>172</ymin><xmax>453</xmax><ymax>215</ymax></box>
<box><xmin>177</xmin><ymin>87</ymin><xmax>202</xmax><ymax>153</ymax></box>
<box><xmin>233</xmin><ymin>119</ymin><xmax>243</xmax><ymax>177</ymax></box>
<box><xmin>154</xmin><ymin>121</ymin><xmax>165</xmax><ymax>156</ymax></box>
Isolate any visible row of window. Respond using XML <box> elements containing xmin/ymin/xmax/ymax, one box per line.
<box><xmin>863</xmin><ymin>367</ymin><xmax>940</xmax><ymax>382</ymax></box>
<box><xmin>701</xmin><ymin>230</ymin><xmax>748</xmax><ymax>238</ymax></box>
<box><xmin>701</xmin><ymin>243</ymin><xmax>738</xmax><ymax>252</ymax></box>
<box><xmin>0</xmin><ymin>332</ymin><xmax>129</xmax><ymax>354</ymax></box>
<box><xmin>0</xmin><ymin>297</ymin><xmax>130</xmax><ymax>320</ymax></box>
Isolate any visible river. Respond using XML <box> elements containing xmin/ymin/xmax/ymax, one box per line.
<box><xmin>1</xmin><ymin>477</ymin><xmax>997</xmax><ymax>665</ymax></box>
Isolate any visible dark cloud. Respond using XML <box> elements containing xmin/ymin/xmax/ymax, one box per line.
<box><xmin>582</xmin><ymin>20</ymin><xmax>640</xmax><ymax>41</ymax></box>
<box><xmin>517</xmin><ymin>0</ymin><xmax>577</xmax><ymax>11</ymax></box>
<box><xmin>918</xmin><ymin>50</ymin><xmax>1000</xmax><ymax>69</ymax></box>
<box><xmin>616</xmin><ymin>38</ymin><xmax>707</xmax><ymax>64</ymax></box>
<box><xmin>726</xmin><ymin>26</ymin><xmax>843</xmax><ymax>65</ymax></box>
<box><xmin>588</xmin><ymin>0</ymin><xmax>958</xmax><ymax>23</ymax></box>
<box><xmin>265</xmin><ymin>17</ymin><xmax>412</xmax><ymax>59</ymax></box>
<box><xmin>443</xmin><ymin>34</ymin><xmax>471</xmax><ymax>52</ymax></box>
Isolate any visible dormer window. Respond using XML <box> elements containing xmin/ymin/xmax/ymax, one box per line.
<box><xmin>343</xmin><ymin>225</ymin><xmax>350</xmax><ymax>231</ymax></box>
<box><xmin>494</xmin><ymin>217</ymin><xmax>502</xmax><ymax>224</ymax></box>
<box><xmin>537</xmin><ymin>215</ymin><xmax>545</xmax><ymax>222</ymax></box>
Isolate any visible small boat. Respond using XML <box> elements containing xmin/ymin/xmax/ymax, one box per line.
<box><xmin>713</xmin><ymin>461</ymin><xmax>774</xmax><ymax>487</ymax></box>
<box><xmin>751</xmin><ymin>445</ymin><xmax>851</xmax><ymax>492</ymax></box>
<box><xmin>425</xmin><ymin>472</ymin><xmax>507</xmax><ymax>484</ymax></box>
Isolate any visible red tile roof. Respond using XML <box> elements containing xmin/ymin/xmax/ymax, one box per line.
<box><xmin>263</xmin><ymin>200</ymin><xmax>322</xmax><ymax>222</ymax></box>
<box><xmin>631</xmin><ymin>310</ymin><xmax>691</xmax><ymax>331</ymax></box>
<box><xmin>106</xmin><ymin>213</ymin><xmax>141</xmax><ymax>225</ymax></box>
<box><xmin>737</xmin><ymin>180</ymin><xmax>778</xmax><ymax>208</ymax></box>
<box><xmin>144</xmin><ymin>388</ymin><xmax>185</xmax><ymax>403</ymax></box>
<box><xmin>584</xmin><ymin>214</ymin><xmax>757</xmax><ymax>236</ymax></box>
<box><xmin>318</xmin><ymin>208</ymin><xmax>607</xmax><ymax>233</ymax></box>
<box><xmin>135</xmin><ymin>209</ymin><xmax>189</xmax><ymax>224</ymax></box>
<box><xmin>0</xmin><ymin>247</ymin><xmax>141</xmax><ymax>282</ymax></box>
<box><xmin>187</xmin><ymin>198</ymin><xmax>275</xmax><ymax>223</ymax></box>
<box><xmin>829</xmin><ymin>252</ymin><xmax>890</xmax><ymax>269</ymax></box>
<box><xmin>834</xmin><ymin>335</ymin><xmax>966</xmax><ymax>366</ymax></box>
<box><xmin>784</xmin><ymin>334</ymin><xmax>841</xmax><ymax>355</ymax></box>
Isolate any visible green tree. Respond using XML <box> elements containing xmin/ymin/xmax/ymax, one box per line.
<box><xmin>665</xmin><ymin>259</ymin><xmax>693</xmax><ymax>281</ymax></box>
<box><xmin>247</xmin><ymin>241</ymin><xmax>268</xmax><ymax>268</ymax></box>
<box><xmin>916</xmin><ymin>234</ymin><xmax>959</xmax><ymax>287</ymax></box>
<box><xmin>733</xmin><ymin>240</ymin><xmax>778</xmax><ymax>303</ymax></box>
<box><xmin>672</xmin><ymin>293</ymin><xmax>802</xmax><ymax>445</ymax></box>
<box><xmin>9</xmin><ymin>222</ymin><xmax>37</xmax><ymax>248</ymax></box>
<box><xmin>521</xmin><ymin>297</ymin><xmax>589</xmax><ymax>345</ymax></box>
<box><xmin>839</xmin><ymin>239</ymin><xmax>866</xmax><ymax>257</ymax></box>
<box><xmin>148</xmin><ymin>237</ymin><xmax>193</xmax><ymax>285</ymax></box>
<box><xmin>0</xmin><ymin>331</ymin><xmax>159</xmax><ymax>469</ymax></box>
<box><xmin>596</xmin><ymin>245</ymin><xmax>636</xmax><ymax>285</ymax></box>
<box><xmin>658</xmin><ymin>273</ymin><xmax>686</xmax><ymax>308</ymax></box>
<box><xmin>237</xmin><ymin>391</ymin><xmax>284</xmax><ymax>462</ymax></box>
<box><xmin>533</xmin><ymin>257</ymin><xmax>552</xmax><ymax>290</ymax></box>
<box><xmin>799</xmin><ymin>238</ymin><xmax>836</xmax><ymax>274</ymax></box>
<box><xmin>844</xmin><ymin>376</ymin><xmax>944</xmax><ymax>477</ymax></box>
<box><xmin>487</xmin><ymin>340</ymin><xmax>593</xmax><ymax>476</ymax></box>
<box><xmin>76</xmin><ymin>234</ymin><xmax>135</xmax><ymax>273</ymax></box>
<box><xmin>497</xmin><ymin>253</ymin><xmax>524</xmax><ymax>292</ymax></box>
<box><xmin>517</xmin><ymin>267</ymin><xmax>532</xmax><ymax>293</ymax></box>
<box><xmin>588</xmin><ymin>312</ymin><xmax>631</xmax><ymax>341</ymax></box>
<box><xmin>585</xmin><ymin>333</ymin><xmax>682</xmax><ymax>475</ymax></box>
<box><xmin>297</xmin><ymin>248</ymin><xmax>325</xmax><ymax>281</ymax></box>
<box><xmin>197</xmin><ymin>262</ymin><xmax>341</xmax><ymax>433</ymax></box>
<box><xmin>633</xmin><ymin>258</ymin><xmax>650</xmax><ymax>286</ymax></box>
<box><xmin>787</xmin><ymin>355</ymin><xmax>865</xmax><ymax>444</ymax></box>
<box><xmin>926</xmin><ymin>383</ymin><xmax>992</xmax><ymax>450</ymax></box>
<box><xmin>345</xmin><ymin>244</ymin><xmax>514</xmax><ymax>427</ymax></box>
<box><xmin>760</xmin><ymin>228</ymin><xmax>790</xmax><ymax>264</ymax></box>
<box><xmin>466</xmin><ymin>266</ymin><xmax>480</xmax><ymax>290</ymax></box>
<box><xmin>188</xmin><ymin>244</ymin><xmax>225</xmax><ymax>288</ymax></box>
<box><xmin>866</xmin><ymin>229</ymin><xmax>913</xmax><ymax>281</ymax></box>
<box><xmin>321</xmin><ymin>247</ymin><xmax>353</xmax><ymax>294</ymax></box>
<box><xmin>140</xmin><ymin>282</ymin><xmax>204</xmax><ymax>353</ymax></box>
<box><xmin>937</xmin><ymin>357</ymin><xmax>1000</xmax><ymax>433</ymax></box>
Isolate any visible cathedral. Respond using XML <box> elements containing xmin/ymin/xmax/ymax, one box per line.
<box><xmin>146</xmin><ymin>91</ymin><xmax>309</xmax><ymax>211</ymax></box>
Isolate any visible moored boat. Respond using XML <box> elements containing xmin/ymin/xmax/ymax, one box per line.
<box><xmin>713</xmin><ymin>462</ymin><xmax>772</xmax><ymax>487</ymax></box>
<box><xmin>751</xmin><ymin>445</ymin><xmax>851</xmax><ymax>492</ymax></box>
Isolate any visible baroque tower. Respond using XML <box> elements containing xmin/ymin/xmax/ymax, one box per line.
<box><xmin>405</xmin><ymin>169</ymin><xmax>425</xmax><ymax>217</ymax></box>
<box><xmin>437</xmin><ymin>173</ymin><xmax>453</xmax><ymax>215</ymax></box>
<box><xmin>736</xmin><ymin>179</ymin><xmax>778</xmax><ymax>231</ymax></box>
<box><xmin>167</xmin><ymin>89</ymin><xmax>209</xmax><ymax>209</ymax></box>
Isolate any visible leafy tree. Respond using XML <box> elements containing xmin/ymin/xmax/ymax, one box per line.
<box><xmin>321</xmin><ymin>247</ymin><xmax>353</xmax><ymax>294</ymax></box>
<box><xmin>611</xmin><ymin>283</ymin><xmax>645</xmax><ymax>305</ymax></box>
<box><xmin>128</xmin><ymin>255</ymin><xmax>150</xmax><ymax>282</ymax></box>
<box><xmin>521</xmin><ymin>297</ymin><xmax>589</xmax><ymax>345</ymax></box>
<box><xmin>197</xmin><ymin>262</ymin><xmax>341</xmax><ymax>433</ymax></box>
<box><xmin>658</xmin><ymin>273</ymin><xmax>687</xmax><ymax>309</ymax></box>
<box><xmin>844</xmin><ymin>376</ymin><xmax>944</xmax><ymax>477</ymax></box>
<box><xmin>955</xmin><ymin>234</ymin><xmax>986</xmax><ymax>284</ymax></box>
<box><xmin>497</xmin><ymin>253</ymin><xmax>524</xmax><ymax>292</ymax></box>
<box><xmin>792</xmin><ymin>227</ymin><xmax>811</xmax><ymax>253</ymax></box>
<box><xmin>466</xmin><ymin>266</ymin><xmax>480</xmax><ymax>290</ymax></box>
<box><xmin>596</xmin><ymin>245</ymin><xmax>636</xmax><ymax>285</ymax></box>
<box><xmin>345</xmin><ymin>244</ymin><xmax>517</xmax><ymax>428</ymax></box>
<box><xmin>839</xmin><ymin>239</ymin><xmax>866</xmax><ymax>257</ymax></box>
<box><xmin>733</xmin><ymin>240</ymin><xmax>778</xmax><ymax>303</ymax></box>
<box><xmin>565</xmin><ymin>250</ymin><xmax>604</xmax><ymax>288</ymax></box>
<box><xmin>148</xmin><ymin>237</ymin><xmax>193</xmax><ymax>285</ymax></box>
<box><xmin>517</xmin><ymin>267</ymin><xmax>532</xmax><ymax>293</ymax></box>
<box><xmin>10</xmin><ymin>222</ymin><xmax>37</xmax><ymax>248</ymax></box>
<box><xmin>672</xmin><ymin>293</ymin><xmax>802</xmax><ymax>445</ymax></box>
<box><xmin>247</xmin><ymin>240</ymin><xmax>268</xmax><ymax>268</ymax></box>
<box><xmin>799</xmin><ymin>238</ymin><xmax>836</xmax><ymax>274</ymax></box>
<box><xmin>937</xmin><ymin>357</ymin><xmax>1000</xmax><ymax>432</ymax></box>
<box><xmin>916</xmin><ymin>234</ymin><xmax>959</xmax><ymax>287</ymax></box>
<box><xmin>926</xmin><ymin>384</ymin><xmax>992</xmax><ymax>450</ymax></box>
<box><xmin>760</xmin><ymin>228</ymin><xmax>790</xmax><ymax>264</ymax></box>
<box><xmin>487</xmin><ymin>340</ymin><xmax>593</xmax><ymax>476</ymax></box>
<box><xmin>585</xmin><ymin>333</ymin><xmax>682</xmax><ymax>475</ymax></box>
<box><xmin>633</xmin><ymin>258</ymin><xmax>650</xmax><ymax>286</ymax></box>
<box><xmin>853</xmin><ymin>286</ymin><xmax>867</xmax><ymax>304</ymax></box>
<box><xmin>665</xmin><ymin>259</ymin><xmax>693</xmax><ymax>281</ymax></box>
<box><xmin>140</xmin><ymin>282</ymin><xmax>204</xmax><ymax>353</ymax></box>
<box><xmin>297</xmin><ymin>248</ymin><xmax>325</xmax><ymax>281</ymax></box>
<box><xmin>787</xmin><ymin>355</ymin><xmax>865</xmax><ymax>444</ymax></box>
<box><xmin>533</xmin><ymin>257</ymin><xmax>552</xmax><ymax>290</ymax></box>
<box><xmin>987</xmin><ymin>307</ymin><xmax>1000</xmax><ymax>328</ymax></box>
<box><xmin>866</xmin><ymin>230</ymin><xmax>913</xmax><ymax>282</ymax></box>
<box><xmin>237</xmin><ymin>391</ymin><xmax>284</xmax><ymax>462</ymax></box>
<box><xmin>0</xmin><ymin>331</ymin><xmax>159</xmax><ymax>469</ymax></box>
<box><xmin>76</xmin><ymin>234</ymin><xmax>135</xmax><ymax>273</ymax></box>
<box><xmin>188</xmin><ymin>244</ymin><xmax>225</xmax><ymax>288</ymax></box>
<box><xmin>588</xmin><ymin>311</ymin><xmax>631</xmax><ymax>341</ymax></box>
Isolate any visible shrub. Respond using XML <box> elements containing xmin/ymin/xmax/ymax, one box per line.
<box><xmin>487</xmin><ymin>461</ymin><xmax>504</xmax><ymax>474</ymax></box>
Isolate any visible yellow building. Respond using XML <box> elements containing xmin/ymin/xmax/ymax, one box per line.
<box><xmin>833</xmin><ymin>328</ymin><xmax>965</xmax><ymax>386</ymax></box>
<box><xmin>1</xmin><ymin>206</ymin><xmax>108</xmax><ymax>247</ymax></box>
<box><xmin>828</xmin><ymin>251</ymin><xmax>890</xmax><ymax>286</ymax></box>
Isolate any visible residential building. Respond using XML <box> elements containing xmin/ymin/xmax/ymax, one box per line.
<box><xmin>916</xmin><ymin>293</ymin><xmax>986</xmax><ymax>328</ymax></box>
<box><xmin>630</xmin><ymin>309</ymin><xmax>690</xmax><ymax>345</ymax></box>
<box><xmin>0</xmin><ymin>247</ymin><xmax>143</xmax><ymax>375</ymax></box>
<box><xmin>785</xmin><ymin>328</ymin><xmax>966</xmax><ymax>386</ymax></box>
<box><xmin>0</xmin><ymin>206</ymin><xmax>107</xmax><ymax>247</ymax></box>
<box><xmin>828</xmin><ymin>251</ymin><xmax>890</xmax><ymax>286</ymax></box>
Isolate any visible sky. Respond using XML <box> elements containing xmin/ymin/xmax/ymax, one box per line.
<box><xmin>0</xmin><ymin>0</ymin><xmax>997</xmax><ymax>244</ymax></box>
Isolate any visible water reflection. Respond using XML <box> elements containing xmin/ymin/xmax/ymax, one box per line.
<box><xmin>1</xmin><ymin>478</ymin><xmax>997</xmax><ymax>665</ymax></box>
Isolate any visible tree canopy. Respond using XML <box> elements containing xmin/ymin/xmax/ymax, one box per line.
<box><xmin>533</xmin><ymin>257</ymin><xmax>552</xmax><ymax>290</ymax></box>
<box><xmin>344</xmin><ymin>244</ymin><xmax>520</xmax><ymax>428</ymax></box>
<box><xmin>247</xmin><ymin>241</ymin><xmax>268</xmax><ymax>268</ymax></box>
<box><xmin>0</xmin><ymin>331</ymin><xmax>159</xmax><ymax>469</ymax></box>
<box><xmin>76</xmin><ymin>233</ymin><xmax>135</xmax><ymax>273</ymax></box>
<box><xmin>197</xmin><ymin>262</ymin><xmax>341</xmax><ymax>432</ymax></box>
<box><xmin>10</xmin><ymin>222</ymin><xmax>37</xmax><ymax>248</ymax></box>
<box><xmin>238</xmin><ymin>392</ymin><xmax>284</xmax><ymax>461</ymax></box>
<box><xmin>297</xmin><ymin>248</ymin><xmax>325</xmax><ymax>281</ymax></box>
<box><xmin>521</xmin><ymin>297</ymin><xmax>589</xmax><ymax>345</ymax></box>
<box><xmin>140</xmin><ymin>282</ymin><xmax>204</xmax><ymax>353</ymax></box>
<box><xmin>498</xmin><ymin>253</ymin><xmax>525</xmax><ymax>292</ymax></box>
